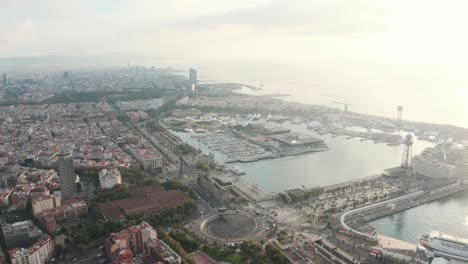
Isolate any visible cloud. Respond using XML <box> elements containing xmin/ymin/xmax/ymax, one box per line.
<box><xmin>7</xmin><ymin>18</ymin><xmax>37</xmax><ymax>45</ymax></box>
<box><xmin>183</xmin><ymin>0</ymin><xmax>392</xmax><ymax>36</ymax></box>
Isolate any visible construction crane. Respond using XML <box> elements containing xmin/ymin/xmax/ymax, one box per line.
<box><xmin>332</xmin><ymin>102</ymin><xmax>352</xmax><ymax>113</ymax></box>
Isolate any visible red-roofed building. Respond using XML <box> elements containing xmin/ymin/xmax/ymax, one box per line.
<box><xmin>98</xmin><ymin>185</ymin><xmax>190</xmax><ymax>222</ymax></box>
<box><xmin>126</xmin><ymin>146</ymin><xmax>162</xmax><ymax>171</ymax></box>
<box><xmin>9</xmin><ymin>234</ymin><xmax>54</xmax><ymax>264</ymax></box>
<box><xmin>35</xmin><ymin>198</ymin><xmax>88</xmax><ymax>233</ymax></box>
<box><xmin>144</xmin><ymin>240</ymin><xmax>180</xmax><ymax>264</ymax></box>
<box><xmin>106</xmin><ymin>222</ymin><xmax>180</xmax><ymax>264</ymax></box>
<box><xmin>106</xmin><ymin>221</ymin><xmax>157</xmax><ymax>258</ymax></box>
<box><xmin>112</xmin><ymin>248</ymin><xmax>134</xmax><ymax>264</ymax></box>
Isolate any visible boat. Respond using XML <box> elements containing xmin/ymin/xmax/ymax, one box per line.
<box><xmin>307</xmin><ymin>121</ymin><xmax>321</xmax><ymax>130</ymax></box>
<box><xmin>229</xmin><ymin>167</ymin><xmax>246</xmax><ymax>176</ymax></box>
<box><xmin>418</xmin><ymin>231</ymin><xmax>468</xmax><ymax>261</ymax></box>
<box><xmin>291</xmin><ymin>118</ymin><xmax>303</xmax><ymax>124</ymax></box>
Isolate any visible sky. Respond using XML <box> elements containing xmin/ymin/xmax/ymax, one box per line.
<box><xmin>3</xmin><ymin>0</ymin><xmax>468</xmax><ymax>126</ymax></box>
<box><xmin>3</xmin><ymin>0</ymin><xmax>468</xmax><ymax>65</ymax></box>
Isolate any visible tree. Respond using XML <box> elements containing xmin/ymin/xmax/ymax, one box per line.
<box><xmin>158</xmin><ymin>230</ymin><xmax>195</xmax><ymax>264</ymax></box>
<box><xmin>265</xmin><ymin>244</ymin><xmax>290</xmax><ymax>264</ymax></box>
<box><xmin>55</xmin><ymin>244</ymin><xmax>64</xmax><ymax>259</ymax></box>
<box><xmin>72</xmin><ymin>232</ymin><xmax>89</xmax><ymax>245</ymax></box>
<box><xmin>240</xmin><ymin>240</ymin><xmax>262</xmax><ymax>258</ymax></box>
<box><xmin>170</xmin><ymin>232</ymin><xmax>200</xmax><ymax>252</ymax></box>
<box><xmin>197</xmin><ymin>162</ymin><xmax>210</xmax><ymax>172</ymax></box>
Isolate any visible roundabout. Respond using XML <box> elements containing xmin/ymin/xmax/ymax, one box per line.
<box><xmin>200</xmin><ymin>212</ymin><xmax>265</xmax><ymax>242</ymax></box>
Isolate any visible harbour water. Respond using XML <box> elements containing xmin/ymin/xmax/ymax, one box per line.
<box><xmin>235</xmin><ymin>122</ymin><xmax>432</xmax><ymax>193</ymax></box>
<box><xmin>169</xmin><ymin>62</ymin><xmax>468</xmax><ymax>249</ymax></box>
<box><xmin>174</xmin><ymin>116</ymin><xmax>468</xmax><ymax>245</ymax></box>
<box><xmin>369</xmin><ymin>189</ymin><xmax>468</xmax><ymax>244</ymax></box>
<box><xmin>175</xmin><ymin>122</ymin><xmax>432</xmax><ymax>193</ymax></box>
<box><xmin>176</xmin><ymin>121</ymin><xmax>468</xmax><ymax>244</ymax></box>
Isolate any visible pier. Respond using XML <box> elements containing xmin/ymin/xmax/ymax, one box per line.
<box><xmin>339</xmin><ymin>182</ymin><xmax>468</xmax><ymax>240</ymax></box>
<box><xmin>315</xmin><ymin>127</ymin><xmax>402</xmax><ymax>145</ymax></box>
<box><xmin>340</xmin><ymin>191</ymin><xmax>424</xmax><ymax>240</ymax></box>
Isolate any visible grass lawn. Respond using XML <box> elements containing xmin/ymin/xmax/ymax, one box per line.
<box><xmin>226</xmin><ymin>253</ymin><xmax>244</xmax><ymax>264</ymax></box>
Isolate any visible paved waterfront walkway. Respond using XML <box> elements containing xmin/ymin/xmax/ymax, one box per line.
<box><xmin>378</xmin><ymin>235</ymin><xmax>418</xmax><ymax>251</ymax></box>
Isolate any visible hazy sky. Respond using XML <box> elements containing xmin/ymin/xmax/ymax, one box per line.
<box><xmin>3</xmin><ymin>0</ymin><xmax>468</xmax><ymax>65</ymax></box>
<box><xmin>4</xmin><ymin>0</ymin><xmax>468</xmax><ymax>126</ymax></box>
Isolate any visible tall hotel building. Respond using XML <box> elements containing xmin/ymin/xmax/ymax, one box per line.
<box><xmin>57</xmin><ymin>147</ymin><xmax>76</xmax><ymax>200</ymax></box>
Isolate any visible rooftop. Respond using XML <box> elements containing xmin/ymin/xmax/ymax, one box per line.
<box><xmin>99</xmin><ymin>185</ymin><xmax>190</xmax><ymax>221</ymax></box>
<box><xmin>188</xmin><ymin>251</ymin><xmax>216</xmax><ymax>264</ymax></box>
<box><xmin>133</xmin><ymin>148</ymin><xmax>161</xmax><ymax>160</ymax></box>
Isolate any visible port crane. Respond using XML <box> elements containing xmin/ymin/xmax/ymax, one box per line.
<box><xmin>332</xmin><ymin>102</ymin><xmax>352</xmax><ymax>113</ymax></box>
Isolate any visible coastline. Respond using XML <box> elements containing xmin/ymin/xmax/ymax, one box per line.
<box><xmin>340</xmin><ymin>182</ymin><xmax>468</xmax><ymax>242</ymax></box>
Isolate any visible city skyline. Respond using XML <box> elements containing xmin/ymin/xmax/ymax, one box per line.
<box><xmin>1</xmin><ymin>1</ymin><xmax>468</xmax><ymax>263</ymax></box>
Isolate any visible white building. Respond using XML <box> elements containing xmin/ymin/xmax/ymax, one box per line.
<box><xmin>9</xmin><ymin>235</ymin><xmax>55</xmax><ymax>264</ymax></box>
<box><xmin>413</xmin><ymin>155</ymin><xmax>457</xmax><ymax>179</ymax></box>
<box><xmin>456</xmin><ymin>160</ymin><xmax>468</xmax><ymax>179</ymax></box>
<box><xmin>99</xmin><ymin>168</ymin><xmax>122</xmax><ymax>189</ymax></box>
<box><xmin>127</xmin><ymin>146</ymin><xmax>162</xmax><ymax>171</ymax></box>
<box><xmin>32</xmin><ymin>194</ymin><xmax>61</xmax><ymax>216</ymax></box>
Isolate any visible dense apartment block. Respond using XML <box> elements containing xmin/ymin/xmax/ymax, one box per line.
<box><xmin>32</xmin><ymin>193</ymin><xmax>61</xmax><ymax>216</ymax></box>
<box><xmin>35</xmin><ymin>197</ymin><xmax>88</xmax><ymax>233</ymax></box>
<box><xmin>106</xmin><ymin>221</ymin><xmax>180</xmax><ymax>264</ymax></box>
<box><xmin>9</xmin><ymin>235</ymin><xmax>54</xmax><ymax>264</ymax></box>
<box><xmin>1</xmin><ymin>220</ymin><xmax>43</xmax><ymax>250</ymax></box>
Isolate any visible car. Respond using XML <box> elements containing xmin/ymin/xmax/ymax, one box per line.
<box><xmin>235</xmin><ymin>210</ymin><xmax>240</xmax><ymax>213</ymax></box>
<box><xmin>72</xmin><ymin>258</ymin><xmax>77</xmax><ymax>262</ymax></box>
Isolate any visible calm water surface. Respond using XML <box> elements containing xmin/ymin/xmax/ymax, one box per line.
<box><xmin>176</xmin><ymin>122</ymin><xmax>468</xmax><ymax>243</ymax></box>
<box><xmin>168</xmin><ymin>62</ymin><xmax>468</xmax><ymax>244</ymax></box>
<box><xmin>369</xmin><ymin>190</ymin><xmax>468</xmax><ymax>244</ymax></box>
<box><xmin>236</xmin><ymin>122</ymin><xmax>431</xmax><ymax>193</ymax></box>
<box><xmin>175</xmin><ymin>122</ymin><xmax>432</xmax><ymax>192</ymax></box>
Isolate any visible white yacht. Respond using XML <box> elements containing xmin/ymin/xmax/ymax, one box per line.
<box><xmin>419</xmin><ymin>231</ymin><xmax>468</xmax><ymax>261</ymax></box>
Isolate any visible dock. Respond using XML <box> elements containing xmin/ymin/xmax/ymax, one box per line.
<box><xmin>378</xmin><ymin>235</ymin><xmax>418</xmax><ymax>251</ymax></box>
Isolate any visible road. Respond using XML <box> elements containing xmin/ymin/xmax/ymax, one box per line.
<box><xmin>129</xmin><ymin>122</ymin><xmax>179</xmax><ymax>172</ymax></box>
<box><xmin>55</xmin><ymin>247</ymin><xmax>105</xmax><ymax>264</ymax></box>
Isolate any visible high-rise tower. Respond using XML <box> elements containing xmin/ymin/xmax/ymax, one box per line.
<box><xmin>57</xmin><ymin>147</ymin><xmax>77</xmax><ymax>200</ymax></box>
<box><xmin>2</xmin><ymin>73</ymin><xmax>6</xmax><ymax>87</ymax></box>
<box><xmin>397</xmin><ymin>106</ymin><xmax>403</xmax><ymax>135</ymax></box>
<box><xmin>189</xmin><ymin>68</ymin><xmax>197</xmax><ymax>87</ymax></box>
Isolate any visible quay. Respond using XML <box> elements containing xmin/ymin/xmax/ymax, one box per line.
<box><xmin>340</xmin><ymin>191</ymin><xmax>424</xmax><ymax>240</ymax></box>
<box><xmin>377</xmin><ymin>235</ymin><xmax>418</xmax><ymax>251</ymax></box>
<box><xmin>339</xmin><ymin>181</ymin><xmax>468</xmax><ymax>240</ymax></box>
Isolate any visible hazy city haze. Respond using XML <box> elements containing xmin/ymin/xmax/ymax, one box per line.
<box><xmin>2</xmin><ymin>0</ymin><xmax>468</xmax><ymax>126</ymax></box>
<box><xmin>3</xmin><ymin>0</ymin><xmax>468</xmax><ymax>64</ymax></box>
<box><xmin>4</xmin><ymin>2</ymin><xmax>468</xmax><ymax>263</ymax></box>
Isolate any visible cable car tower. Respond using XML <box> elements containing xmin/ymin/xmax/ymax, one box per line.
<box><xmin>401</xmin><ymin>134</ymin><xmax>413</xmax><ymax>178</ymax></box>
<box><xmin>397</xmin><ymin>106</ymin><xmax>403</xmax><ymax>135</ymax></box>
